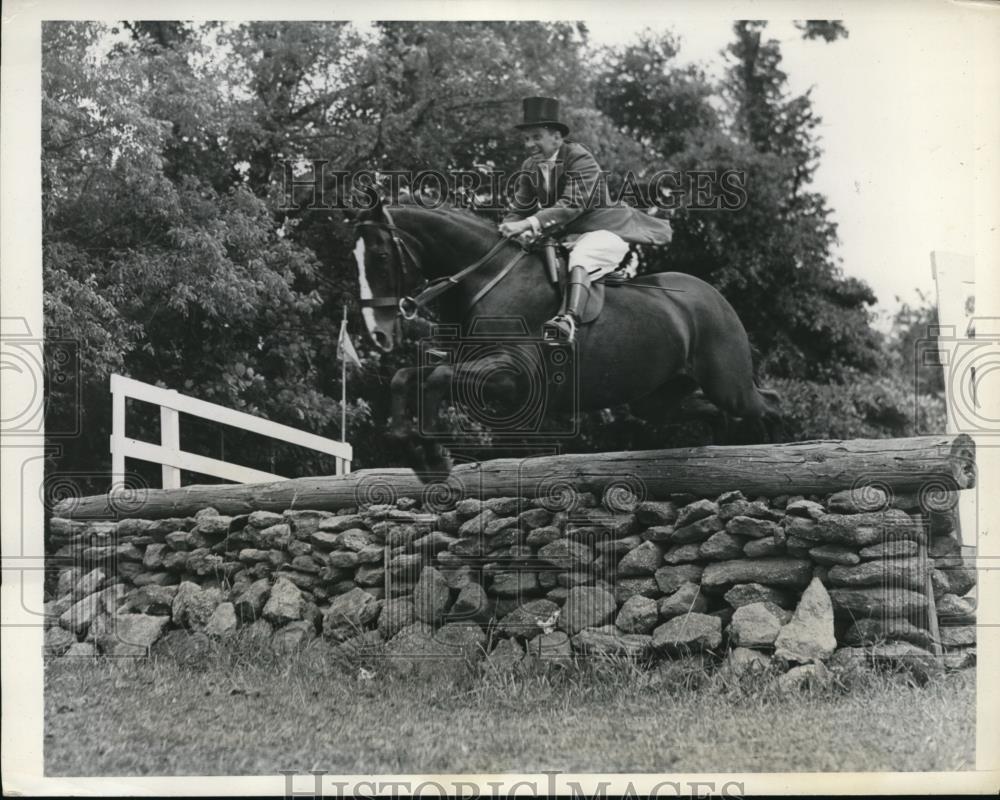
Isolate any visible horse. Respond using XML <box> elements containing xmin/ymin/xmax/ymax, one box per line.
<box><xmin>350</xmin><ymin>199</ymin><xmax>782</xmax><ymax>482</ymax></box>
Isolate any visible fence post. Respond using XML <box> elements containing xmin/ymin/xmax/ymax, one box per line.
<box><xmin>160</xmin><ymin>400</ymin><xmax>182</xmax><ymax>490</ymax></box>
<box><xmin>110</xmin><ymin>375</ymin><xmax>126</xmax><ymax>492</ymax></box>
<box><xmin>930</xmin><ymin>251</ymin><xmax>976</xmax><ymax>548</ymax></box>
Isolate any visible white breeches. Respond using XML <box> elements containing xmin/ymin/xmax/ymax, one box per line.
<box><xmin>562</xmin><ymin>230</ymin><xmax>630</xmax><ymax>280</ymax></box>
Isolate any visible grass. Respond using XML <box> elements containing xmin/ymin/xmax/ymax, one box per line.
<box><xmin>44</xmin><ymin>632</ymin><xmax>975</xmax><ymax>776</ymax></box>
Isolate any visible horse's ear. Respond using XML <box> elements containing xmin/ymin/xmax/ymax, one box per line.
<box><xmin>347</xmin><ymin>183</ymin><xmax>384</xmax><ymax>220</ymax></box>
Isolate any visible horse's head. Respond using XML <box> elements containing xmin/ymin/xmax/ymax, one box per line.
<box><xmin>350</xmin><ymin>200</ymin><xmax>424</xmax><ymax>353</ymax></box>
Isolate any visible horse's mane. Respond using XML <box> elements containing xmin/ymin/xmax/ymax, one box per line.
<box><xmin>391</xmin><ymin>198</ymin><xmax>498</xmax><ymax>235</ymax></box>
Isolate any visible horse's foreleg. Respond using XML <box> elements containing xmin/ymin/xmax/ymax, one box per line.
<box><xmin>389</xmin><ymin>366</ymin><xmax>432</xmax><ymax>440</ymax></box>
<box><xmin>409</xmin><ymin>364</ymin><xmax>456</xmax><ymax>480</ymax></box>
<box><xmin>421</xmin><ymin>357</ymin><xmax>523</xmax><ymax>435</ymax></box>
<box><xmin>419</xmin><ymin>364</ymin><xmax>455</xmax><ymax>437</ymax></box>
<box><xmin>386</xmin><ymin>366</ymin><xmax>428</xmax><ymax>473</ymax></box>
<box><xmin>412</xmin><ymin>356</ymin><xmax>527</xmax><ymax>480</ymax></box>
<box><xmin>390</xmin><ymin>365</ymin><xmax>463</xmax><ymax>480</ymax></box>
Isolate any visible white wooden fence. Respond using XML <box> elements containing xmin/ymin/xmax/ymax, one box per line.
<box><xmin>110</xmin><ymin>373</ymin><xmax>352</xmax><ymax>490</ymax></box>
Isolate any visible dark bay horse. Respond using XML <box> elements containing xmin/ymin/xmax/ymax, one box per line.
<box><xmin>352</xmin><ymin>200</ymin><xmax>781</xmax><ymax>481</ymax></box>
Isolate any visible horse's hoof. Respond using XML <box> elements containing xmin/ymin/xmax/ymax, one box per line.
<box><xmin>388</xmin><ymin>426</ymin><xmax>414</xmax><ymax>443</ymax></box>
<box><xmin>425</xmin><ymin>443</ymin><xmax>453</xmax><ymax>476</ymax></box>
<box><xmin>412</xmin><ymin>442</ymin><xmax>453</xmax><ymax>484</ymax></box>
<box><xmin>406</xmin><ymin>440</ymin><xmax>431</xmax><ymax>482</ymax></box>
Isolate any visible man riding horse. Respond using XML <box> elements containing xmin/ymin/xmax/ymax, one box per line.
<box><xmin>497</xmin><ymin>96</ymin><xmax>675</xmax><ymax>344</ymax></box>
<box><xmin>351</xmin><ymin>99</ymin><xmax>782</xmax><ymax>479</ymax></box>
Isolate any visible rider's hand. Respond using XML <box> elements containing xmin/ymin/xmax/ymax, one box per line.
<box><xmin>498</xmin><ymin>219</ymin><xmax>532</xmax><ymax>239</ymax></box>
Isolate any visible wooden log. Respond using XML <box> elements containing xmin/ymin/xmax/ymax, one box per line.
<box><xmin>52</xmin><ymin>434</ymin><xmax>975</xmax><ymax>521</ymax></box>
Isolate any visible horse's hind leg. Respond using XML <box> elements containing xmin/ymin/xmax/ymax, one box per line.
<box><xmin>755</xmin><ymin>387</ymin><xmax>784</xmax><ymax>442</ymax></box>
<box><xmin>629</xmin><ymin>377</ymin><xmax>732</xmax><ymax>444</ymax></box>
<box><xmin>628</xmin><ymin>376</ymin><xmax>700</xmax><ymax>424</ymax></box>
<box><xmin>692</xmin><ymin>341</ymin><xmax>782</xmax><ymax>444</ymax></box>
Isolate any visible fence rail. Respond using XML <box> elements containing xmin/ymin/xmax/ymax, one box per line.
<box><xmin>110</xmin><ymin>373</ymin><xmax>352</xmax><ymax>491</ymax></box>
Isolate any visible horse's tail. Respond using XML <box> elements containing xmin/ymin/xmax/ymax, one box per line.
<box><xmin>748</xmin><ymin>341</ymin><xmax>766</xmax><ymax>387</ymax></box>
<box><xmin>750</xmin><ymin>342</ymin><xmax>782</xmax><ymax>420</ymax></box>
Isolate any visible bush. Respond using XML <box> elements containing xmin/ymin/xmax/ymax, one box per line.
<box><xmin>767</xmin><ymin>373</ymin><xmax>946</xmax><ymax>441</ymax></box>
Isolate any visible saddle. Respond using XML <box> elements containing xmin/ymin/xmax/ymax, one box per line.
<box><xmin>540</xmin><ymin>240</ymin><xmax>630</xmax><ymax>326</ymax></box>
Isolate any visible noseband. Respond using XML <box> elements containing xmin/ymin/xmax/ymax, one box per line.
<box><xmin>354</xmin><ymin>209</ymin><xmax>528</xmax><ymax>321</ymax></box>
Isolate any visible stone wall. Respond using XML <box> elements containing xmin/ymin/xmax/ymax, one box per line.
<box><xmin>43</xmin><ymin>485</ymin><xmax>977</xmax><ymax>678</ymax></box>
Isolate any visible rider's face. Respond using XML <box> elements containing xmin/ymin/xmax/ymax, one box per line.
<box><xmin>522</xmin><ymin>127</ymin><xmax>562</xmax><ymax>159</ymax></box>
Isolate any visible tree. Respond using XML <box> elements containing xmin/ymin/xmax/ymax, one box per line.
<box><xmin>42</xmin><ymin>22</ymin><xmax>364</xmax><ymax>492</ymax></box>
<box><xmin>595</xmin><ymin>23</ymin><xmax>883</xmax><ymax>382</ymax></box>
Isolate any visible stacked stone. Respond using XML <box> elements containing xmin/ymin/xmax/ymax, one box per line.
<box><xmin>43</xmin><ymin>484</ymin><xmax>977</xmax><ymax>679</ymax></box>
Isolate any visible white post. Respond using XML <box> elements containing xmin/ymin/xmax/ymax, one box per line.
<box><xmin>110</xmin><ymin>375</ymin><xmax>126</xmax><ymax>492</ymax></box>
<box><xmin>160</xmin><ymin>402</ymin><xmax>182</xmax><ymax>489</ymax></box>
<box><xmin>931</xmin><ymin>251</ymin><xmax>977</xmax><ymax>433</ymax></box>
<box><xmin>342</xmin><ymin>305</ymin><xmax>348</xmax><ymax>458</ymax></box>
<box><xmin>930</xmin><ymin>251</ymin><xmax>976</xmax><ymax>548</ymax></box>
<box><xmin>339</xmin><ymin>303</ymin><xmax>350</xmax><ymax>476</ymax></box>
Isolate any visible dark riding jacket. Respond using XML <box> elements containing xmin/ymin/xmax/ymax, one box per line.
<box><xmin>502</xmin><ymin>141</ymin><xmax>673</xmax><ymax>246</ymax></box>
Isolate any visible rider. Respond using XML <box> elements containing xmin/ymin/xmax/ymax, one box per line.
<box><xmin>498</xmin><ymin>97</ymin><xmax>674</xmax><ymax>344</ymax></box>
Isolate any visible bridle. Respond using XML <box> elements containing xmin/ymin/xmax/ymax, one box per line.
<box><xmin>354</xmin><ymin>207</ymin><xmax>422</xmax><ymax>318</ymax></box>
<box><xmin>354</xmin><ymin>207</ymin><xmax>528</xmax><ymax>321</ymax></box>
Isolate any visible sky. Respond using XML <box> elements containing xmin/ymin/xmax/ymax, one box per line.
<box><xmin>585</xmin><ymin>12</ymin><xmax>982</xmax><ymax>329</ymax></box>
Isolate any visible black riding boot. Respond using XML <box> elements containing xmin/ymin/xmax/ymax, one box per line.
<box><xmin>543</xmin><ymin>265</ymin><xmax>590</xmax><ymax>345</ymax></box>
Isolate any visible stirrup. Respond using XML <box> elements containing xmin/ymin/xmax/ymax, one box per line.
<box><xmin>424</xmin><ymin>347</ymin><xmax>450</xmax><ymax>365</ymax></box>
<box><xmin>542</xmin><ymin>314</ymin><xmax>576</xmax><ymax>345</ymax></box>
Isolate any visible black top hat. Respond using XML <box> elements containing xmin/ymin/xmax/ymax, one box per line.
<box><xmin>515</xmin><ymin>96</ymin><xmax>569</xmax><ymax>136</ymax></box>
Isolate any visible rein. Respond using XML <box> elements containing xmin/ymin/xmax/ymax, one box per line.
<box><xmin>355</xmin><ymin>212</ymin><xmax>527</xmax><ymax>320</ymax></box>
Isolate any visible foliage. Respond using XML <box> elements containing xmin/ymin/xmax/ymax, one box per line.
<box><xmin>794</xmin><ymin>20</ymin><xmax>849</xmax><ymax>43</ymax></box>
<box><xmin>769</xmin><ymin>374</ymin><xmax>945</xmax><ymax>440</ymax></box>
<box><xmin>885</xmin><ymin>291</ymin><xmax>945</xmax><ymax>396</ymax></box>
<box><xmin>594</xmin><ymin>23</ymin><xmax>883</xmax><ymax>381</ymax></box>
<box><xmin>42</xmin><ymin>22</ymin><xmax>364</xmax><ymax>489</ymax></box>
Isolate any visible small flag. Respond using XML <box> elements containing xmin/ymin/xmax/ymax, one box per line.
<box><xmin>338</xmin><ymin>319</ymin><xmax>362</xmax><ymax>370</ymax></box>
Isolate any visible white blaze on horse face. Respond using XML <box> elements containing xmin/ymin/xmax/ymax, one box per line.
<box><xmin>354</xmin><ymin>237</ymin><xmax>377</xmax><ymax>337</ymax></box>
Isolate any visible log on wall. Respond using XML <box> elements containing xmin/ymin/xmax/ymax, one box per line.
<box><xmin>53</xmin><ymin>435</ymin><xmax>975</xmax><ymax>520</ymax></box>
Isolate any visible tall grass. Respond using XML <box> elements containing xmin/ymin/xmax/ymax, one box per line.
<box><xmin>44</xmin><ymin>633</ymin><xmax>975</xmax><ymax>775</ymax></box>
